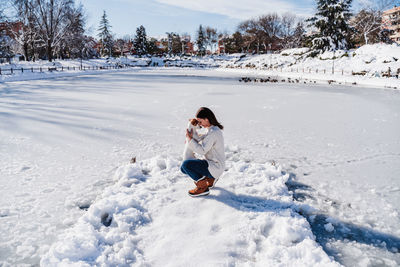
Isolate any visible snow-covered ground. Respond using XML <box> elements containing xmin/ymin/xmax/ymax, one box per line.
<box><xmin>1</xmin><ymin>43</ymin><xmax>400</xmax><ymax>88</ymax></box>
<box><xmin>1</xmin><ymin>68</ymin><xmax>400</xmax><ymax>266</ymax></box>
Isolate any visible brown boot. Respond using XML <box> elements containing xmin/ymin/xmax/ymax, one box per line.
<box><xmin>188</xmin><ymin>179</ymin><xmax>210</xmax><ymax>197</ymax></box>
<box><xmin>204</xmin><ymin>177</ymin><xmax>218</xmax><ymax>189</ymax></box>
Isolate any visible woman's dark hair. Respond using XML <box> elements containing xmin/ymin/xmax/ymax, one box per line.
<box><xmin>196</xmin><ymin>107</ymin><xmax>224</xmax><ymax>130</ymax></box>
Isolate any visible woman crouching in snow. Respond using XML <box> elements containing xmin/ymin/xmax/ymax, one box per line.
<box><xmin>181</xmin><ymin>107</ymin><xmax>225</xmax><ymax>197</ymax></box>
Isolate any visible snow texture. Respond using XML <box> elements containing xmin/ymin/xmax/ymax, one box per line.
<box><xmin>41</xmin><ymin>154</ymin><xmax>339</xmax><ymax>266</ymax></box>
<box><xmin>1</xmin><ymin>67</ymin><xmax>399</xmax><ymax>266</ymax></box>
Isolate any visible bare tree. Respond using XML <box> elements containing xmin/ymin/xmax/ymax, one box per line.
<box><xmin>292</xmin><ymin>21</ymin><xmax>306</xmax><ymax>48</ymax></box>
<box><xmin>205</xmin><ymin>26</ymin><xmax>218</xmax><ymax>53</ymax></box>
<box><xmin>374</xmin><ymin>0</ymin><xmax>398</xmax><ymax>11</ymax></box>
<box><xmin>180</xmin><ymin>33</ymin><xmax>191</xmax><ymax>54</ymax></box>
<box><xmin>351</xmin><ymin>0</ymin><xmax>397</xmax><ymax>45</ymax></box>
<box><xmin>9</xmin><ymin>0</ymin><xmax>39</xmax><ymax>61</ymax></box>
<box><xmin>257</xmin><ymin>13</ymin><xmax>281</xmax><ymax>52</ymax></box>
<box><xmin>59</xmin><ymin>3</ymin><xmax>85</xmax><ymax>59</ymax></box>
<box><xmin>0</xmin><ymin>4</ymin><xmax>5</xmax><ymax>21</ymax></box>
<box><xmin>238</xmin><ymin>19</ymin><xmax>260</xmax><ymax>53</ymax></box>
<box><xmin>351</xmin><ymin>9</ymin><xmax>382</xmax><ymax>45</ymax></box>
<box><xmin>280</xmin><ymin>13</ymin><xmax>296</xmax><ymax>49</ymax></box>
<box><xmin>115</xmin><ymin>38</ymin><xmax>126</xmax><ymax>57</ymax></box>
<box><xmin>30</xmin><ymin>0</ymin><xmax>75</xmax><ymax>61</ymax></box>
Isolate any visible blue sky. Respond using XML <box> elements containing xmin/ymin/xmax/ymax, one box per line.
<box><xmin>83</xmin><ymin>0</ymin><xmax>317</xmax><ymax>39</ymax></box>
<box><xmin>80</xmin><ymin>0</ymin><xmax>398</xmax><ymax>39</ymax></box>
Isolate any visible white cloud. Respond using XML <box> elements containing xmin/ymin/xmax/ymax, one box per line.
<box><xmin>155</xmin><ymin>0</ymin><xmax>314</xmax><ymax>20</ymax></box>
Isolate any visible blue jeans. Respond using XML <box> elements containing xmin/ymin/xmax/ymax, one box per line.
<box><xmin>181</xmin><ymin>159</ymin><xmax>214</xmax><ymax>181</ymax></box>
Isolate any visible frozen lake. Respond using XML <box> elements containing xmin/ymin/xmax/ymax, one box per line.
<box><xmin>1</xmin><ymin>68</ymin><xmax>399</xmax><ymax>266</ymax></box>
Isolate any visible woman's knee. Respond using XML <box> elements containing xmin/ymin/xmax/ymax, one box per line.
<box><xmin>180</xmin><ymin>159</ymin><xmax>190</xmax><ymax>174</ymax></box>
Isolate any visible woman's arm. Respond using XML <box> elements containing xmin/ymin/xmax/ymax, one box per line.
<box><xmin>188</xmin><ymin>131</ymin><xmax>216</xmax><ymax>155</ymax></box>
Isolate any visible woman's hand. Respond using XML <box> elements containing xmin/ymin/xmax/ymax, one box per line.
<box><xmin>186</xmin><ymin>129</ymin><xmax>193</xmax><ymax>140</ymax></box>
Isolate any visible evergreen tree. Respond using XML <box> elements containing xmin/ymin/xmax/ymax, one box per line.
<box><xmin>308</xmin><ymin>0</ymin><xmax>353</xmax><ymax>52</ymax></box>
<box><xmin>223</xmin><ymin>31</ymin><xmax>244</xmax><ymax>53</ymax></box>
<box><xmin>147</xmin><ymin>37</ymin><xmax>160</xmax><ymax>55</ymax></box>
<box><xmin>133</xmin><ymin>25</ymin><xmax>148</xmax><ymax>56</ymax></box>
<box><xmin>97</xmin><ymin>10</ymin><xmax>113</xmax><ymax>57</ymax></box>
<box><xmin>196</xmin><ymin>25</ymin><xmax>206</xmax><ymax>56</ymax></box>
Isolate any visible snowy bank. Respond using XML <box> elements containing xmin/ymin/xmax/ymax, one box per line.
<box><xmin>41</xmin><ymin>149</ymin><xmax>340</xmax><ymax>266</ymax></box>
<box><xmin>220</xmin><ymin>44</ymin><xmax>400</xmax><ymax>89</ymax></box>
<box><xmin>2</xmin><ymin>43</ymin><xmax>398</xmax><ymax>88</ymax></box>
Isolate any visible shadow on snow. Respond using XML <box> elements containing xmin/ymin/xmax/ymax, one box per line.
<box><xmin>284</xmin><ymin>172</ymin><xmax>400</xmax><ymax>264</ymax></box>
<box><xmin>207</xmin><ymin>178</ymin><xmax>399</xmax><ymax>265</ymax></box>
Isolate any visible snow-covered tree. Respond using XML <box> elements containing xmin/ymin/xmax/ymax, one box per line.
<box><xmin>97</xmin><ymin>10</ymin><xmax>113</xmax><ymax>57</ymax></box>
<box><xmin>133</xmin><ymin>25</ymin><xmax>148</xmax><ymax>56</ymax></box>
<box><xmin>196</xmin><ymin>25</ymin><xmax>206</xmax><ymax>56</ymax></box>
<box><xmin>10</xmin><ymin>0</ymin><xmax>39</xmax><ymax>61</ymax></box>
<box><xmin>0</xmin><ymin>33</ymin><xmax>14</xmax><ymax>61</ymax></box>
<box><xmin>308</xmin><ymin>0</ymin><xmax>353</xmax><ymax>52</ymax></box>
<box><xmin>59</xmin><ymin>4</ymin><xmax>86</xmax><ymax>59</ymax></box>
<box><xmin>205</xmin><ymin>26</ymin><xmax>218</xmax><ymax>53</ymax></box>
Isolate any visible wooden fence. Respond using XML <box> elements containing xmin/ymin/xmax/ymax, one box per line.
<box><xmin>0</xmin><ymin>64</ymin><xmax>129</xmax><ymax>75</ymax></box>
<box><xmin>265</xmin><ymin>66</ymin><xmax>399</xmax><ymax>78</ymax></box>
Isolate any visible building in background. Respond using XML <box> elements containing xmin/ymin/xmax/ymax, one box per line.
<box><xmin>382</xmin><ymin>6</ymin><xmax>400</xmax><ymax>44</ymax></box>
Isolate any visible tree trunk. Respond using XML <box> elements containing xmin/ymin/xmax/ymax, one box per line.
<box><xmin>23</xmin><ymin>43</ymin><xmax>29</xmax><ymax>61</ymax></box>
<box><xmin>47</xmin><ymin>40</ymin><xmax>53</xmax><ymax>62</ymax></box>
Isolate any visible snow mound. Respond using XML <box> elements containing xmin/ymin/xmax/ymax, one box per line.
<box><xmin>41</xmin><ymin>151</ymin><xmax>339</xmax><ymax>266</ymax></box>
<box><xmin>354</xmin><ymin>44</ymin><xmax>400</xmax><ymax>59</ymax></box>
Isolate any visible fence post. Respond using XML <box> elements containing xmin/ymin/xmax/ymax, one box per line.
<box><xmin>21</xmin><ymin>68</ymin><xmax>24</xmax><ymax>73</ymax></box>
<box><xmin>342</xmin><ymin>69</ymin><xmax>343</xmax><ymax>75</ymax></box>
<box><xmin>62</xmin><ymin>66</ymin><xmax>63</xmax><ymax>71</ymax></box>
<box><xmin>40</xmin><ymin>67</ymin><xmax>42</xmax><ymax>72</ymax></box>
<box><xmin>316</xmin><ymin>69</ymin><xmax>318</xmax><ymax>73</ymax></box>
<box><xmin>11</xmin><ymin>68</ymin><xmax>13</xmax><ymax>74</ymax></box>
<box><xmin>31</xmin><ymin>67</ymin><xmax>33</xmax><ymax>72</ymax></box>
<box><xmin>324</xmin><ymin>69</ymin><xmax>326</xmax><ymax>74</ymax></box>
<box><xmin>0</xmin><ymin>68</ymin><xmax>2</xmax><ymax>75</ymax></box>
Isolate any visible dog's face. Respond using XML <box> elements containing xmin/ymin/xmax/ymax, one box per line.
<box><xmin>196</xmin><ymin>118</ymin><xmax>211</xmax><ymax>128</ymax></box>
